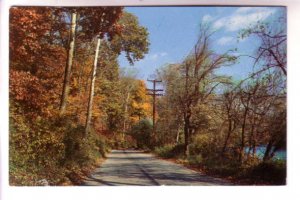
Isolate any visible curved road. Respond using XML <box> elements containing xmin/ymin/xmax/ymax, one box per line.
<box><xmin>83</xmin><ymin>150</ymin><xmax>232</xmax><ymax>186</ymax></box>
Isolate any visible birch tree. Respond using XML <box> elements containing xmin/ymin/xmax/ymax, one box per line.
<box><xmin>60</xmin><ymin>12</ymin><xmax>77</xmax><ymax>114</ymax></box>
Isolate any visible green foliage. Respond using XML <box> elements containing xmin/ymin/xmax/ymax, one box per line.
<box><xmin>10</xmin><ymin>102</ymin><xmax>66</xmax><ymax>185</ymax></box>
<box><xmin>62</xmin><ymin>126</ymin><xmax>108</xmax><ymax>184</ymax></box>
<box><xmin>154</xmin><ymin>143</ymin><xmax>186</xmax><ymax>159</ymax></box>
<box><xmin>9</xmin><ymin>7</ymin><xmax>151</xmax><ymax>186</ymax></box>
<box><xmin>244</xmin><ymin>160</ymin><xmax>286</xmax><ymax>185</ymax></box>
<box><xmin>9</xmin><ymin>6</ymin><xmax>286</xmax><ymax>186</ymax></box>
<box><xmin>189</xmin><ymin>134</ymin><xmax>218</xmax><ymax>160</ymax></box>
<box><xmin>111</xmin><ymin>12</ymin><xmax>150</xmax><ymax>65</ymax></box>
<box><xmin>109</xmin><ymin>134</ymin><xmax>137</xmax><ymax>149</ymax></box>
<box><xmin>187</xmin><ymin>155</ymin><xmax>203</xmax><ymax>167</ymax></box>
<box><xmin>63</xmin><ymin>126</ymin><xmax>106</xmax><ymax>166</ymax></box>
<box><xmin>129</xmin><ymin>119</ymin><xmax>153</xmax><ymax>149</ymax></box>
<box><xmin>9</xmin><ymin>102</ymin><xmax>108</xmax><ymax>185</ymax></box>
<box><xmin>154</xmin><ymin>144</ymin><xmax>175</xmax><ymax>158</ymax></box>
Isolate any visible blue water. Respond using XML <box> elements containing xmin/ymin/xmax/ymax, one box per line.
<box><xmin>245</xmin><ymin>146</ymin><xmax>286</xmax><ymax>160</ymax></box>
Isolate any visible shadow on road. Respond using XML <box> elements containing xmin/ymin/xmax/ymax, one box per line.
<box><xmin>83</xmin><ymin>150</ymin><xmax>232</xmax><ymax>186</ymax></box>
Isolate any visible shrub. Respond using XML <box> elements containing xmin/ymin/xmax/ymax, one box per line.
<box><xmin>188</xmin><ymin>155</ymin><xmax>203</xmax><ymax>166</ymax></box>
<box><xmin>9</xmin><ymin>106</ymin><xmax>108</xmax><ymax>186</ymax></box>
<box><xmin>189</xmin><ymin>134</ymin><xmax>218</xmax><ymax>160</ymax></box>
<box><xmin>62</xmin><ymin>125</ymin><xmax>108</xmax><ymax>184</ymax></box>
<box><xmin>95</xmin><ymin>135</ymin><xmax>108</xmax><ymax>158</ymax></box>
<box><xmin>129</xmin><ymin>119</ymin><xmax>153</xmax><ymax>149</ymax></box>
<box><xmin>106</xmin><ymin>133</ymin><xmax>137</xmax><ymax>149</ymax></box>
<box><xmin>9</xmin><ymin>108</ymin><xmax>66</xmax><ymax>185</ymax></box>
<box><xmin>246</xmin><ymin>160</ymin><xmax>286</xmax><ymax>184</ymax></box>
<box><xmin>63</xmin><ymin>125</ymin><xmax>94</xmax><ymax>166</ymax></box>
<box><xmin>154</xmin><ymin>143</ymin><xmax>185</xmax><ymax>159</ymax></box>
<box><xmin>154</xmin><ymin>144</ymin><xmax>175</xmax><ymax>158</ymax></box>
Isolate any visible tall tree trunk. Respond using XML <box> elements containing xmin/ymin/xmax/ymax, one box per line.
<box><xmin>60</xmin><ymin>12</ymin><xmax>77</xmax><ymax>114</ymax></box>
<box><xmin>239</xmin><ymin>94</ymin><xmax>251</xmax><ymax>163</ymax></box>
<box><xmin>263</xmin><ymin>139</ymin><xmax>274</xmax><ymax>162</ymax></box>
<box><xmin>78</xmin><ymin>61</ymin><xmax>84</xmax><ymax>95</ymax></box>
<box><xmin>122</xmin><ymin>92</ymin><xmax>131</xmax><ymax>139</ymax></box>
<box><xmin>222</xmin><ymin>119</ymin><xmax>233</xmax><ymax>155</ymax></box>
<box><xmin>176</xmin><ymin>127</ymin><xmax>180</xmax><ymax>144</ymax></box>
<box><xmin>239</xmin><ymin>107</ymin><xmax>249</xmax><ymax>163</ymax></box>
<box><xmin>247</xmin><ymin>118</ymin><xmax>256</xmax><ymax>159</ymax></box>
<box><xmin>85</xmin><ymin>37</ymin><xmax>101</xmax><ymax>135</ymax></box>
<box><xmin>184</xmin><ymin>112</ymin><xmax>191</xmax><ymax>156</ymax></box>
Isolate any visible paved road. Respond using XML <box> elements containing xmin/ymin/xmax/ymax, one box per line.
<box><xmin>83</xmin><ymin>150</ymin><xmax>232</xmax><ymax>186</ymax></box>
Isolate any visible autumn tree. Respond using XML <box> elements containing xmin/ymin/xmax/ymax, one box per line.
<box><xmin>10</xmin><ymin>7</ymin><xmax>68</xmax><ymax>118</ymax></box>
<box><xmin>179</xmin><ymin>26</ymin><xmax>236</xmax><ymax>154</ymax></box>
<box><xmin>220</xmin><ymin>85</ymin><xmax>239</xmax><ymax>156</ymax></box>
<box><xmin>58</xmin><ymin>7</ymin><xmax>123</xmax><ymax>117</ymax></box>
<box><xmin>237</xmin><ymin>12</ymin><xmax>287</xmax><ymax>162</ymax></box>
<box><xmin>9</xmin><ymin>7</ymin><xmax>149</xmax><ymax>185</ymax></box>
<box><xmin>84</xmin><ymin>11</ymin><xmax>149</xmax><ymax>135</ymax></box>
<box><xmin>110</xmin><ymin>12</ymin><xmax>150</xmax><ymax>64</ymax></box>
<box><xmin>119</xmin><ymin>69</ymin><xmax>139</xmax><ymax>133</ymax></box>
<box><xmin>59</xmin><ymin>11</ymin><xmax>77</xmax><ymax>114</ymax></box>
<box><xmin>9</xmin><ymin>7</ymin><xmax>72</xmax><ymax>185</ymax></box>
<box><xmin>156</xmin><ymin>64</ymin><xmax>184</xmax><ymax>145</ymax></box>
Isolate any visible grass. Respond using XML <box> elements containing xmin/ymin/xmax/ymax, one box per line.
<box><xmin>153</xmin><ymin>144</ymin><xmax>286</xmax><ymax>185</ymax></box>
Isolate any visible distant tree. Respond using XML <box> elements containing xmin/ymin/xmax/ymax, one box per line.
<box><xmin>119</xmin><ymin>70</ymin><xmax>138</xmax><ymax>133</ymax></box>
<box><xmin>155</xmin><ymin>64</ymin><xmax>184</xmax><ymax>145</ymax></box>
<box><xmin>130</xmin><ymin>119</ymin><xmax>153</xmax><ymax>149</ymax></box>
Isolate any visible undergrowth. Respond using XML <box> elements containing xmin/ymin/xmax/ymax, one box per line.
<box><xmin>9</xmin><ymin>112</ymin><xmax>109</xmax><ymax>186</ymax></box>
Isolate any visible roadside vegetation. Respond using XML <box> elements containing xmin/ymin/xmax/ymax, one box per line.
<box><xmin>153</xmin><ymin>14</ymin><xmax>286</xmax><ymax>185</ymax></box>
<box><xmin>9</xmin><ymin>7</ymin><xmax>150</xmax><ymax>185</ymax></box>
<box><xmin>9</xmin><ymin>7</ymin><xmax>286</xmax><ymax>185</ymax></box>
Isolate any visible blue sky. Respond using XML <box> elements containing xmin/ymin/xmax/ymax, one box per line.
<box><xmin>118</xmin><ymin>6</ymin><xmax>286</xmax><ymax>86</ymax></box>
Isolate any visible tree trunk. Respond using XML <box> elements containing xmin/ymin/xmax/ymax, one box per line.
<box><xmin>184</xmin><ymin>113</ymin><xmax>191</xmax><ymax>156</ymax></box>
<box><xmin>263</xmin><ymin>139</ymin><xmax>274</xmax><ymax>162</ymax></box>
<box><xmin>176</xmin><ymin>127</ymin><xmax>180</xmax><ymax>144</ymax></box>
<box><xmin>60</xmin><ymin>12</ymin><xmax>77</xmax><ymax>114</ymax></box>
<box><xmin>247</xmin><ymin>118</ymin><xmax>256</xmax><ymax>159</ymax></box>
<box><xmin>122</xmin><ymin>91</ymin><xmax>131</xmax><ymax>139</ymax></box>
<box><xmin>252</xmin><ymin>141</ymin><xmax>256</xmax><ymax>156</ymax></box>
<box><xmin>85</xmin><ymin>37</ymin><xmax>101</xmax><ymax>135</ymax></box>
<box><xmin>222</xmin><ymin>119</ymin><xmax>233</xmax><ymax>155</ymax></box>
<box><xmin>239</xmin><ymin>107</ymin><xmax>249</xmax><ymax>163</ymax></box>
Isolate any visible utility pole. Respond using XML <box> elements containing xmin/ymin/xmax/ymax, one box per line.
<box><xmin>146</xmin><ymin>79</ymin><xmax>163</xmax><ymax>137</ymax></box>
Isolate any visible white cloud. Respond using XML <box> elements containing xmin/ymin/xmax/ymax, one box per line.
<box><xmin>145</xmin><ymin>52</ymin><xmax>168</xmax><ymax>61</ymax></box>
<box><xmin>213</xmin><ymin>18</ymin><xmax>226</xmax><ymax>30</ymax></box>
<box><xmin>150</xmin><ymin>54</ymin><xmax>158</xmax><ymax>60</ymax></box>
<box><xmin>213</xmin><ymin>7</ymin><xmax>276</xmax><ymax>32</ymax></box>
<box><xmin>202</xmin><ymin>14</ymin><xmax>214</xmax><ymax>23</ymax></box>
<box><xmin>217</xmin><ymin>36</ymin><xmax>234</xmax><ymax>45</ymax></box>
